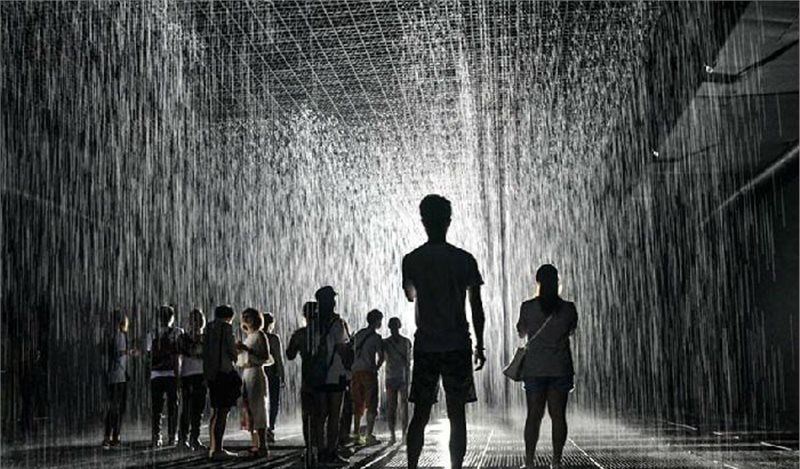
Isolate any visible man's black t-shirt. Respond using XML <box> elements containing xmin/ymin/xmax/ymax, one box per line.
<box><xmin>402</xmin><ymin>242</ymin><xmax>483</xmax><ymax>353</ymax></box>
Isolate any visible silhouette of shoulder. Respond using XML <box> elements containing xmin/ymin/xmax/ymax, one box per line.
<box><xmin>405</xmin><ymin>242</ymin><xmax>475</xmax><ymax>259</ymax></box>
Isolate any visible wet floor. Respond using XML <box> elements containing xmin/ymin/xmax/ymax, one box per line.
<box><xmin>2</xmin><ymin>413</ymin><xmax>796</xmax><ymax>468</ymax></box>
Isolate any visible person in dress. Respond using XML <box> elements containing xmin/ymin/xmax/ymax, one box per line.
<box><xmin>237</xmin><ymin>308</ymin><xmax>272</xmax><ymax>457</ymax></box>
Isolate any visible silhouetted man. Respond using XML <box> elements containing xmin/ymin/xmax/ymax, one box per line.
<box><xmin>403</xmin><ymin>194</ymin><xmax>486</xmax><ymax>469</ymax></box>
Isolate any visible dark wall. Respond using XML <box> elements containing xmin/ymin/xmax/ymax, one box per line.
<box><xmin>750</xmin><ymin>165</ymin><xmax>798</xmax><ymax>427</ymax></box>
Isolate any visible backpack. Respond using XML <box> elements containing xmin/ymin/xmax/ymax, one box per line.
<box><xmin>151</xmin><ymin>328</ymin><xmax>177</xmax><ymax>372</ymax></box>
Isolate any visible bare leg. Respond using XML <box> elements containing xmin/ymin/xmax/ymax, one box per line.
<box><xmin>217</xmin><ymin>407</ymin><xmax>230</xmax><ymax>451</ymax></box>
<box><xmin>353</xmin><ymin>411</ymin><xmax>363</xmax><ymax>438</ymax></box>
<box><xmin>208</xmin><ymin>409</ymin><xmax>218</xmax><ymax>454</ymax></box>
<box><xmin>547</xmin><ymin>390</ymin><xmax>569</xmax><ymax>464</ymax></box>
<box><xmin>386</xmin><ymin>387</ymin><xmax>398</xmax><ymax>440</ymax></box>
<box><xmin>399</xmin><ymin>387</ymin><xmax>409</xmax><ymax>440</ymax></box>
<box><xmin>257</xmin><ymin>429</ymin><xmax>268</xmax><ymax>451</ymax></box>
<box><xmin>407</xmin><ymin>403</ymin><xmax>432</xmax><ymax>469</ymax></box>
<box><xmin>524</xmin><ymin>391</ymin><xmax>547</xmax><ymax>467</ymax></box>
<box><xmin>445</xmin><ymin>398</ymin><xmax>467</xmax><ymax>469</ymax></box>
<box><xmin>365</xmin><ymin>377</ymin><xmax>378</xmax><ymax>438</ymax></box>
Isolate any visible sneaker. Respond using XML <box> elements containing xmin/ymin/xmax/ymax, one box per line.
<box><xmin>208</xmin><ymin>449</ymin><xmax>237</xmax><ymax>460</ymax></box>
<box><xmin>338</xmin><ymin>446</ymin><xmax>354</xmax><ymax>458</ymax></box>
<box><xmin>323</xmin><ymin>451</ymin><xmax>349</xmax><ymax>466</ymax></box>
<box><xmin>364</xmin><ymin>434</ymin><xmax>381</xmax><ymax>446</ymax></box>
<box><xmin>352</xmin><ymin>434</ymin><xmax>366</xmax><ymax>446</ymax></box>
<box><xmin>102</xmin><ymin>439</ymin><xmax>112</xmax><ymax>450</ymax></box>
<box><xmin>188</xmin><ymin>438</ymin><xmax>207</xmax><ymax>451</ymax></box>
<box><xmin>109</xmin><ymin>438</ymin><xmax>121</xmax><ymax>448</ymax></box>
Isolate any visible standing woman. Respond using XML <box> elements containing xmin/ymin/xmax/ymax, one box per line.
<box><xmin>237</xmin><ymin>308</ymin><xmax>272</xmax><ymax>457</ymax></box>
<box><xmin>517</xmin><ymin>264</ymin><xmax>578</xmax><ymax>469</ymax></box>
<box><xmin>102</xmin><ymin>311</ymin><xmax>139</xmax><ymax>449</ymax></box>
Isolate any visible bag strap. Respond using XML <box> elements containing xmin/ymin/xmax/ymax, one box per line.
<box><xmin>355</xmin><ymin>330</ymin><xmax>375</xmax><ymax>357</ymax></box>
<box><xmin>524</xmin><ymin>315</ymin><xmax>553</xmax><ymax>348</ymax></box>
<box><xmin>385</xmin><ymin>337</ymin><xmax>407</xmax><ymax>363</ymax></box>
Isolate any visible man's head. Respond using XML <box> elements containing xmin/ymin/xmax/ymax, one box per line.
<box><xmin>315</xmin><ymin>286</ymin><xmax>337</xmax><ymax>313</ymax></box>
<box><xmin>419</xmin><ymin>194</ymin><xmax>451</xmax><ymax>240</ymax></box>
<box><xmin>388</xmin><ymin>317</ymin><xmax>401</xmax><ymax>333</ymax></box>
<box><xmin>158</xmin><ymin>305</ymin><xmax>175</xmax><ymax>327</ymax></box>
<box><xmin>214</xmin><ymin>304</ymin><xmax>235</xmax><ymax>324</ymax></box>
<box><xmin>366</xmin><ymin>309</ymin><xmax>383</xmax><ymax>330</ymax></box>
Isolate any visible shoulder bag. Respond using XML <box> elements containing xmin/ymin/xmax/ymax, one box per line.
<box><xmin>502</xmin><ymin>314</ymin><xmax>553</xmax><ymax>382</ymax></box>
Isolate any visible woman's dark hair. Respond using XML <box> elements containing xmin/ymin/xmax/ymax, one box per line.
<box><xmin>214</xmin><ymin>304</ymin><xmax>235</xmax><ymax>320</ymax></box>
<box><xmin>159</xmin><ymin>305</ymin><xmax>175</xmax><ymax>326</ymax></box>
<box><xmin>263</xmin><ymin>312</ymin><xmax>275</xmax><ymax>326</ymax></box>
<box><xmin>189</xmin><ymin>308</ymin><xmax>206</xmax><ymax>330</ymax></box>
<box><xmin>242</xmin><ymin>308</ymin><xmax>264</xmax><ymax>332</ymax></box>
<box><xmin>535</xmin><ymin>264</ymin><xmax>562</xmax><ymax>315</ymax></box>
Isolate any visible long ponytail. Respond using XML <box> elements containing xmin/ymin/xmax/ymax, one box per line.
<box><xmin>536</xmin><ymin>264</ymin><xmax>562</xmax><ymax>315</ymax></box>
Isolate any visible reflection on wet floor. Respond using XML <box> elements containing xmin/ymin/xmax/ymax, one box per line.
<box><xmin>2</xmin><ymin>412</ymin><xmax>797</xmax><ymax>468</ymax></box>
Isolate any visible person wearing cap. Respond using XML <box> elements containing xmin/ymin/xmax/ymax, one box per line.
<box><xmin>308</xmin><ymin>286</ymin><xmax>352</xmax><ymax>465</ymax></box>
<box><xmin>146</xmin><ymin>305</ymin><xmax>184</xmax><ymax>448</ymax></box>
<box><xmin>402</xmin><ymin>194</ymin><xmax>487</xmax><ymax>469</ymax></box>
<box><xmin>382</xmin><ymin>317</ymin><xmax>412</xmax><ymax>444</ymax></box>
<box><xmin>102</xmin><ymin>311</ymin><xmax>140</xmax><ymax>449</ymax></box>
<box><xmin>349</xmin><ymin>309</ymin><xmax>385</xmax><ymax>446</ymax></box>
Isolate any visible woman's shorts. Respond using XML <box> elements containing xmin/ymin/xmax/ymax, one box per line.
<box><xmin>522</xmin><ymin>375</ymin><xmax>574</xmax><ymax>394</ymax></box>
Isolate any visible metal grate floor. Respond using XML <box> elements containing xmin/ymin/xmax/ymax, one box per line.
<box><xmin>2</xmin><ymin>413</ymin><xmax>797</xmax><ymax>468</ymax></box>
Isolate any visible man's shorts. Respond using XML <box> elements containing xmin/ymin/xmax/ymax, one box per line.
<box><xmin>522</xmin><ymin>375</ymin><xmax>574</xmax><ymax>394</ymax></box>
<box><xmin>351</xmin><ymin>370</ymin><xmax>378</xmax><ymax>415</ymax></box>
<box><xmin>385</xmin><ymin>376</ymin><xmax>409</xmax><ymax>392</ymax></box>
<box><xmin>409</xmin><ymin>349</ymin><xmax>477</xmax><ymax>405</ymax></box>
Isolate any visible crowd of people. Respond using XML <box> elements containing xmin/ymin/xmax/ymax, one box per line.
<box><xmin>100</xmin><ymin>194</ymin><xmax>578</xmax><ymax>469</ymax></box>
<box><xmin>102</xmin><ymin>296</ymin><xmax>414</xmax><ymax>463</ymax></box>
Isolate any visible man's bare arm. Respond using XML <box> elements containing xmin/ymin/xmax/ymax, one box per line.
<box><xmin>403</xmin><ymin>284</ymin><xmax>416</xmax><ymax>302</ymax></box>
<box><xmin>468</xmin><ymin>285</ymin><xmax>486</xmax><ymax>370</ymax></box>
